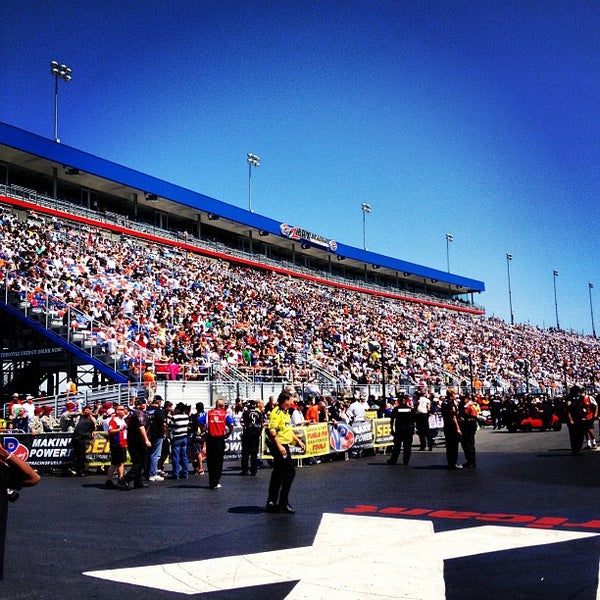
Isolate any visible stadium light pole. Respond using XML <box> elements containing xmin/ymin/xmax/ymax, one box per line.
<box><xmin>361</xmin><ymin>203</ymin><xmax>371</xmax><ymax>251</ymax></box>
<box><xmin>552</xmin><ymin>269</ymin><xmax>560</xmax><ymax>330</ymax></box>
<box><xmin>50</xmin><ymin>60</ymin><xmax>72</xmax><ymax>143</ymax></box>
<box><xmin>589</xmin><ymin>283</ymin><xmax>596</xmax><ymax>338</ymax></box>
<box><xmin>246</xmin><ymin>153</ymin><xmax>260</xmax><ymax>213</ymax></box>
<box><xmin>445</xmin><ymin>233</ymin><xmax>454</xmax><ymax>273</ymax></box>
<box><xmin>506</xmin><ymin>253</ymin><xmax>514</xmax><ymax>325</ymax></box>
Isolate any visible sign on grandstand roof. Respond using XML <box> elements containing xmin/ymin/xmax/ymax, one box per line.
<box><xmin>280</xmin><ymin>222</ymin><xmax>338</xmax><ymax>252</ymax></box>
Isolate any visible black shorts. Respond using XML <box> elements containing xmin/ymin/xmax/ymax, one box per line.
<box><xmin>110</xmin><ymin>446</ymin><xmax>127</xmax><ymax>466</ymax></box>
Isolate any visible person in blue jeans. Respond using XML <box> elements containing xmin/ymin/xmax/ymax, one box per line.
<box><xmin>169</xmin><ymin>402</ymin><xmax>190</xmax><ymax>479</ymax></box>
<box><xmin>145</xmin><ymin>395</ymin><xmax>167</xmax><ymax>481</ymax></box>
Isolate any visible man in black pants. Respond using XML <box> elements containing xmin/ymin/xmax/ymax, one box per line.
<box><xmin>458</xmin><ymin>395</ymin><xmax>479</xmax><ymax>468</ymax></box>
<box><xmin>241</xmin><ymin>400</ymin><xmax>264</xmax><ymax>475</ymax></box>
<box><xmin>441</xmin><ymin>390</ymin><xmax>463</xmax><ymax>470</ymax></box>
<box><xmin>198</xmin><ymin>398</ymin><xmax>234</xmax><ymax>489</ymax></box>
<box><xmin>565</xmin><ymin>386</ymin><xmax>585</xmax><ymax>455</ymax></box>
<box><xmin>266</xmin><ymin>390</ymin><xmax>305</xmax><ymax>514</ymax></box>
<box><xmin>70</xmin><ymin>405</ymin><xmax>96</xmax><ymax>476</ymax></box>
<box><xmin>387</xmin><ymin>395</ymin><xmax>415</xmax><ymax>465</ymax></box>
<box><xmin>120</xmin><ymin>397</ymin><xmax>151</xmax><ymax>490</ymax></box>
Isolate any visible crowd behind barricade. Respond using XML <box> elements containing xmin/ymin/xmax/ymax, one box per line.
<box><xmin>1</xmin><ymin>204</ymin><xmax>599</xmax><ymax>405</ymax></box>
<box><xmin>4</xmin><ymin>381</ymin><xmax>599</xmax><ymax>486</ymax></box>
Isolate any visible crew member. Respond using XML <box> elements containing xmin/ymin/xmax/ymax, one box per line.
<box><xmin>241</xmin><ymin>399</ymin><xmax>264</xmax><ymax>476</ymax></box>
<box><xmin>120</xmin><ymin>396</ymin><xmax>151</xmax><ymax>489</ymax></box>
<box><xmin>565</xmin><ymin>386</ymin><xmax>585</xmax><ymax>455</ymax></box>
<box><xmin>459</xmin><ymin>395</ymin><xmax>479</xmax><ymax>468</ymax></box>
<box><xmin>441</xmin><ymin>390</ymin><xmax>463</xmax><ymax>469</ymax></box>
<box><xmin>199</xmin><ymin>398</ymin><xmax>234</xmax><ymax>489</ymax></box>
<box><xmin>265</xmin><ymin>390</ymin><xmax>305</xmax><ymax>514</ymax></box>
<box><xmin>387</xmin><ymin>395</ymin><xmax>415</xmax><ymax>465</ymax></box>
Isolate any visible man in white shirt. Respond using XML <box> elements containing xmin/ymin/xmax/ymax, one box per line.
<box><xmin>347</xmin><ymin>397</ymin><xmax>367</xmax><ymax>424</ymax></box>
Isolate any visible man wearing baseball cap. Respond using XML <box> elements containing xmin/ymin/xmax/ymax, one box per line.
<box><xmin>119</xmin><ymin>396</ymin><xmax>151</xmax><ymax>490</ymax></box>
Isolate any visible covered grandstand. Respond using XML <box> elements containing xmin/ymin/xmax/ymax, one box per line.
<box><xmin>0</xmin><ymin>121</ymin><xmax>597</xmax><ymax>410</ymax></box>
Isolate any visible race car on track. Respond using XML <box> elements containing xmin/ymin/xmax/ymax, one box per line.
<box><xmin>509</xmin><ymin>412</ymin><xmax>562</xmax><ymax>432</ymax></box>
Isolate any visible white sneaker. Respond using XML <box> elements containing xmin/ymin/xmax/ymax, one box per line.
<box><xmin>149</xmin><ymin>475</ymin><xmax>164</xmax><ymax>482</ymax></box>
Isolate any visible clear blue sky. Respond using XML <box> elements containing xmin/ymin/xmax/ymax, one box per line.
<box><xmin>1</xmin><ymin>1</ymin><xmax>599</xmax><ymax>334</ymax></box>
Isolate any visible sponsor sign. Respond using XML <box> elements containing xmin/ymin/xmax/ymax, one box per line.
<box><xmin>2</xmin><ymin>420</ymin><xmax>397</xmax><ymax>469</ymax></box>
<box><xmin>280</xmin><ymin>222</ymin><xmax>337</xmax><ymax>252</ymax></box>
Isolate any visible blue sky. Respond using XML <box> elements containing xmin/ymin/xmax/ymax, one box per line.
<box><xmin>1</xmin><ymin>1</ymin><xmax>599</xmax><ymax>334</ymax></box>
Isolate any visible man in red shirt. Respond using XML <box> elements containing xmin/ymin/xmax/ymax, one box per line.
<box><xmin>199</xmin><ymin>398</ymin><xmax>234</xmax><ymax>489</ymax></box>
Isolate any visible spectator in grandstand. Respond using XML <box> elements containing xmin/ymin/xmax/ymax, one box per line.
<box><xmin>65</xmin><ymin>377</ymin><xmax>78</xmax><ymax>403</ymax></box>
<box><xmin>265</xmin><ymin>390</ymin><xmax>305</xmax><ymax>514</ymax></box>
<box><xmin>41</xmin><ymin>406</ymin><xmax>59</xmax><ymax>432</ymax></box>
<box><xmin>28</xmin><ymin>406</ymin><xmax>44</xmax><ymax>435</ymax></box>
<box><xmin>304</xmin><ymin>399</ymin><xmax>319</xmax><ymax>424</ymax></box>
<box><xmin>142</xmin><ymin>365</ymin><xmax>156</xmax><ymax>402</ymax></box>
<box><xmin>70</xmin><ymin>405</ymin><xmax>97</xmax><ymax>477</ymax></box>
<box><xmin>169</xmin><ymin>402</ymin><xmax>190</xmax><ymax>480</ymax></box>
<box><xmin>12</xmin><ymin>408</ymin><xmax>28</xmax><ymax>433</ymax></box>
<box><xmin>3</xmin><ymin>204</ymin><xmax>600</xmax><ymax>411</ymax></box>
<box><xmin>9</xmin><ymin>394</ymin><xmax>22</xmax><ymax>420</ymax></box>
<box><xmin>317</xmin><ymin>400</ymin><xmax>329</xmax><ymax>423</ymax></box>
<box><xmin>23</xmin><ymin>395</ymin><xmax>36</xmax><ymax>422</ymax></box>
<box><xmin>264</xmin><ymin>396</ymin><xmax>276</xmax><ymax>419</ymax></box>
<box><xmin>198</xmin><ymin>398</ymin><xmax>234</xmax><ymax>489</ymax></box>
<box><xmin>231</xmin><ymin>398</ymin><xmax>244</xmax><ymax>427</ymax></box>
<box><xmin>59</xmin><ymin>401</ymin><xmax>78</xmax><ymax>432</ymax></box>
<box><xmin>28</xmin><ymin>407</ymin><xmax>44</xmax><ymax>435</ymax></box>
<box><xmin>0</xmin><ymin>440</ymin><xmax>40</xmax><ymax>580</ymax></box>
<box><xmin>327</xmin><ymin>399</ymin><xmax>345</xmax><ymax>425</ymax></box>
<box><xmin>346</xmin><ymin>397</ymin><xmax>367</xmax><ymax>424</ymax></box>
<box><xmin>290</xmin><ymin>400</ymin><xmax>306</xmax><ymax>426</ymax></box>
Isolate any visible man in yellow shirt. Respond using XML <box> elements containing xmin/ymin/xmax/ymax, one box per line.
<box><xmin>266</xmin><ymin>390</ymin><xmax>305</xmax><ymax>514</ymax></box>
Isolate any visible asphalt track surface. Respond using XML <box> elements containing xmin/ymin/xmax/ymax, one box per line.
<box><xmin>2</xmin><ymin>426</ymin><xmax>599</xmax><ymax>600</ymax></box>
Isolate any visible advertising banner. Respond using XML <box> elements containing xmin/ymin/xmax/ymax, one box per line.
<box><xmin>2</xmin><ymin>419</ymin><xmax>395</xmax><ymax>470</ymax></box>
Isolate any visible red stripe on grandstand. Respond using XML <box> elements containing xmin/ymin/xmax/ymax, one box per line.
<box><xmin>0</xmin><ymin>194</ymin><xmax>485</xmax><ymax>316</ymax></box>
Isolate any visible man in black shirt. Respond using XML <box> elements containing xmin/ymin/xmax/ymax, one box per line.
<box><xmin>441</xmin><ymin>390</ymin><xmax>463</xmax><ymax>470</ymax></box>
<box><xmin>241</xmin><ymin>400</ymin><xmax>264</xmax><ymax>476</ymax></box>
<box><xmin>387</xmin><ymin>395</ymin><xmax>415</xmax><ymax>466</ymax></box>
<box><xmin>120</xmin><ymin>397</ymin><xmax>151</xmax><ymax>490</ymax></box>
<box><xmin>70</xmin><ymin>405</ymin><xmax>97</xmax><ymax>476</ymax></box>
<box><xmin>145</xmin><ymin>396</ymin><xmax>167</xmax><ymax>481</ymax></box>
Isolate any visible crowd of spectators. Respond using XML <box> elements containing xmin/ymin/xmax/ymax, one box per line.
<box><xmin>1</xmin><ymin>203</ymin><xmax>599</xmax><ymax>402</ymax></box>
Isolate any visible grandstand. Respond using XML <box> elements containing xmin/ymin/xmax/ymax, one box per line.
<box><xmin>0</xmin><ymin>121</ymin><xmax>597</xmax><ymax>411</ymax></box>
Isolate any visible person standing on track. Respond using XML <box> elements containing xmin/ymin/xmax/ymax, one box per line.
<box><xmin>441</xmin><ymin>390</ymin><xmax>463</xmax><ymax>470</ymax></box>
<box><xmin>198</xmin><ymin>398</ymin><xmax>234</xmax><ymax>489</ymax></box>
<box><xmin>265</xmin><ymin>390</ymin><xmax>305</xmax><ymax>514</ymax></box>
